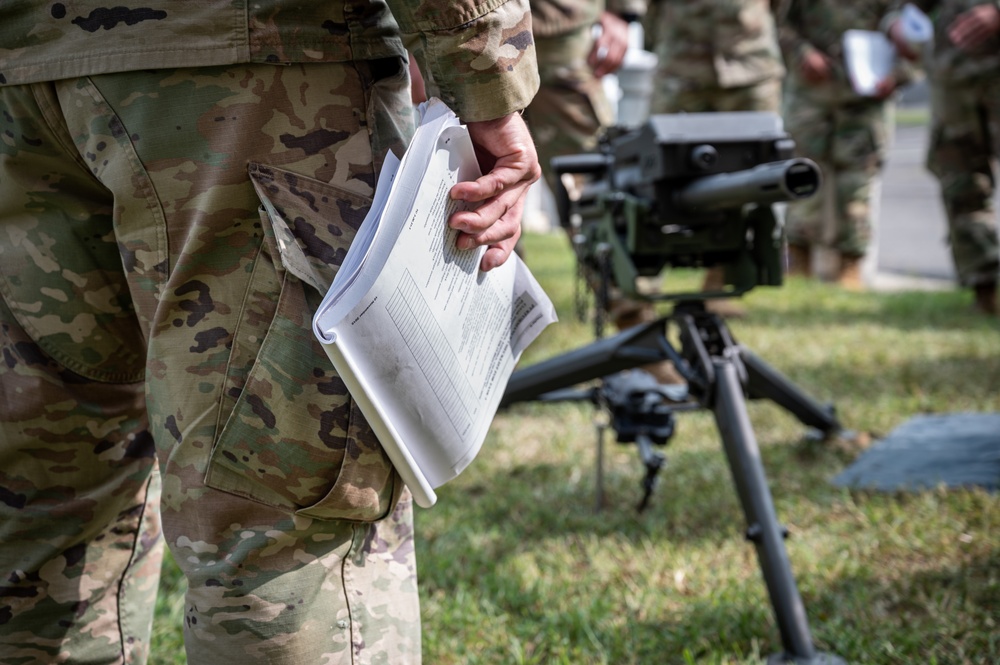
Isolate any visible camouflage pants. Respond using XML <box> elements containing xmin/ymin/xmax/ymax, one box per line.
<box><xmin>0</xmin><ymin>62</ymin><xmax>421</xmax><ymax>664</ymax></box>
<box><xmin>651</xmin><ymin>77</ymin><xmax>782</xmax><ymax>115</ymax></box>
<box><xmin>523</xmin><ymin>22</ymin><xmax>616</xmax><ymax>193</ymax></box>
<box><xmin>521</xmin><ymin>24</ymin><xmax>640</xmax><ymax>319</ymax></box>
<box><xmin>926</xmin><ymin>76</ymin><xmax>1000</xmax><ymax>287</ymax></box>
<box><xmin>783</xmin><ymin>82</ymin><xmax>891</xmax><ymax>258</ymax></box>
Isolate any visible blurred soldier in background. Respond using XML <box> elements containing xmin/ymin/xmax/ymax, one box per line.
<box><xmin>646</xmin><ymin>0</ymin><xmax>785</xmax><ymax>114</ymax></box>
<box><xmin>644</xmin><ymin>0</ymin><xmax>786</xmax><ymax>316</ymax></box>
<box><xmin>778</xmin><ymin>1</ymin><xmax>910</xmax><ymax>289</ymax></box>
<box><xmin>522</xmin><ymin>0</ymin><xmax>690</xmax><ymax>383</ymax></box>
<box><xmin>524</xmin><ymin>0</ymin><xmax>643</xmax><ymax>194</ymax></box>
<box><xmin>889</xmin><ymin>0</ymin><xmax>1000</xmax><ymax>315</ymax></box>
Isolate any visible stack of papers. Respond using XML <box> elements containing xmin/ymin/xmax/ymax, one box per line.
<box><xmin>311</xmin><ymin>99</ymin><xmax>557</xmax><ymax>508</ymax></box>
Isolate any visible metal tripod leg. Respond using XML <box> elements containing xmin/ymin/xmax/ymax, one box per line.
<box><xmin>741</xmin><ymin>348</ymin><xmax>840</xmax><ymax>435</ymax></box>
<box><xmin>712</xmin><ymin>358</ymin><xmax>845</xmax><ymax>665</ymax></box>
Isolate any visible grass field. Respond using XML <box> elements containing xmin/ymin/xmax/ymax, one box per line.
<box><xmin>151</xmin><ymin>231</ymin><xmax>999</xmax><ymax>664</ymax></box>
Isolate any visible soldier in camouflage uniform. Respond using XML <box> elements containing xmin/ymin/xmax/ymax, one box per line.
<box><xmin>645</xmin><ymin>0</ymin><xmax>786</xmax><ymax>115</ymax></box>
<box><xmin>524</xmin><ymin>0</ymin><xmax>644</xmax><ymax>194</ymax></box>
<box><xmin>0</xmin><ymin>2</ymin><xmax>539</xmax><ymax>663</ymax></box>
<box><xmin>521</xmin><ymin>0</ymin><xmax>689</xmax><ymax>381</ymax></box>
<box><xmin>889</xmin><ymin>0</ymin><xmax>1000</xmax><ymax>314</ymax></box>
<box><xmin>778</xmin><ymin>1</ymin><xmax>909</xmax><ymax>289</ymax></box>
<box><xmin>643</xmin><ymin>0</ymin><xmax>785</xmax><ymax>317</ymax></box>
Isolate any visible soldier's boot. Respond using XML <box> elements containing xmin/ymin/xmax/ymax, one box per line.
<box><xmin>701</xmin><ymin>265</ymin><xmax>747</xmax><ymax>319</ymax></box>
<box><xmin>786</xmin><ymin>243</ymin><xmax>812</xmax><ymax>278</ymax></box>
<box><xmin>837</xmin><ymin>254</ymin><xmax>865</xmax><ymax>292</ymax></box>
<box><xmin>973</xmin><ymin>282</ymin><xmax>998</xmax><ymax>316</ymax></box>
<box><xmin>612</xmin><ymin>301</ymin><xmax>686</xmax><ymax>386</ymax></box>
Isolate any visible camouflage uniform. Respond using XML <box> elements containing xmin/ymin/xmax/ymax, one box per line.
<box><xmin>903</xmin><ymin>0</ymin><xmax>1000</xmax><ymax>289</ymax></box>
<box><xmin>524</xmin><ymin>0</ymin><xmax>644</xmax><ymax>192</ymax></box>
<box><xmin>645</xmin><ymin>0</ymin><xmax>786</xmax><ymax>114</ymax></box>
<box><xmin>523</xmin><ymin>0</ymin><xmax>670</xmax><ymax>347</ymax></box>
<box><xmin>779</xmin><ymin>1</ymin><xmax>905</xmax><ymax>262</ymax></box>
<box><xmin>0</xmin><ymin>2</ymin><xmax>537</xmax><ymax>664</ymax></box>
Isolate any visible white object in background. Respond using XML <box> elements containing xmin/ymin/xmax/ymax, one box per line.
<box><xmin>616</xmin><ymin>48</ymin><xmax>658</xmax><ymax>128</ymax></box>
<box><xmin>842</xmin><ymin>29</ymin><xmax>896</xmax><ymax>97</ymax></box>
<box><xmin>600</xmin><ymin>22</ymin><xmax>656</xmax><ymax>127</ymax></box>
<box><xmin>900</xmin><ymin>3</ymin><xmax>934</xmax><ymax>53</ymax></box>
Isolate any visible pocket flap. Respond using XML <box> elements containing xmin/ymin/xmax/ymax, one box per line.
<box><xmin>248</xmin><ymin>162</ymin><xmax>371</xmax><ymax>294</ymax></box>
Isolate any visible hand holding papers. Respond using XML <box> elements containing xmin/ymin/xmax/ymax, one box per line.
<box><xmin>842</xmin><ymin>29</ymin><xmax>897</xmax><ymax>97</ymax></box>
<box><xmin>311</xmin><ymin>99</ymin><xmax>557</xmax><ymax>508</ymax></box>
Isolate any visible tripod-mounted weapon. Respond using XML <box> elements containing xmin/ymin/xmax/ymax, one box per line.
<box><xmin>501</xmin><ymin>113</ymin><xmax>847</xmax><ymax>664</ymax></box>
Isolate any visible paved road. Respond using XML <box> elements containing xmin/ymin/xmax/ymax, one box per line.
<box><xmin>870</xmin><ymin>119</ymin><xmax>957</xmax><ymax>289</ymax></box>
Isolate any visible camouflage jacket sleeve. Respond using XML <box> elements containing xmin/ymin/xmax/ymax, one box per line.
<box><xmin>391</xmin><ymin>0</ymin><xmax>539</xmax><ymax>122</ymax></box>
<box><xmin>530</xmin><ymin>0</ymin><xmax>604</xmax><ymax>39</ymax></box>
<box><xmin>530</xmin><ymin>0</ymin><xmax>645</xmax><ymax>40</ymax></box>
<box><xmin>607</xmin><ymin>0</ymin><xmax>647</xmax><ymax>20</ymax></box>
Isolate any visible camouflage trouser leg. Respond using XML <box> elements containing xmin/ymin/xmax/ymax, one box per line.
<box><xmin>0</xmin><ymin>83</ymin><xmax>165</xmax><ymax>664</ymax></box>
<box><xmin>651</xmin><ymin>77</ymin><xmax>782</xmax><ymax>115</ymax></box>
<box><xmin>523</xmin><ymin>23</ymin><xmax>615</xmax><ymax>194</ymax></box>
<box><xmin>926</xmin><ymin>77</ymin><xmax>1000</xmax><ymax>287</ymax></box>
<box><xmin>1</xmin><ymin>61</ymin><xmax>421</xmax><ymax>665</ymax></box>
<box><xmin>783</xmin><ymin>88</ymin><xmax>890</xmax><ymax>258</ymax></box>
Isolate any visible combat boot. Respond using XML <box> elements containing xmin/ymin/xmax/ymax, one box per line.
<box><xmin>785</xmin><ymin>243</ymin><xmax>812</xmax><ymax>277</ymax></box>
<box><xmin>837</xmin><ymin>254</ymin><xmax>865</xmax><ymax>292</ymax></box>
<box><xmin>973</xmin><ymin>282</ymin><xmax>998</xmax><ymax>316</ymax></box>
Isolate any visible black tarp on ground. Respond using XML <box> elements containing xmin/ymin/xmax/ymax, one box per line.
<box><xmin>833</xmin><ymin>413</ymin><xmax>1000</xmax><ymax>492</ymax></box>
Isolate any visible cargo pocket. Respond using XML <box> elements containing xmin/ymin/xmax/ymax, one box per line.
<box><xmin>204</xmin><ymin>163</ymin><xmax>400</xmax><ymax>522</ymax></box>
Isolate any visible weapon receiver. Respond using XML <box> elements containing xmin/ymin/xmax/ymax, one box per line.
<box><xmin>551</xmin><ymin>112</ymin><xmax>820</xmax><ymax>301</ymax></box>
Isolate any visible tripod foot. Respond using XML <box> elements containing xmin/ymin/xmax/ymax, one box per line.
<box><xmin>767</xmin><ymin>652</ymin><xmax>847</xmax><ymax>665</ymax></box>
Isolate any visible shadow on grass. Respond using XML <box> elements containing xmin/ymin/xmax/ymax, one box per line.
<box><xmin>420</xmin><ymin>426</ymin><xmax>852</xmax><ymax>575</ymax></box>
<box><xmin>420</xmin><ymin>460</ymin><xmax>998</xmax><ymax>664</ymax></box>
<box><xmin>802</xmin><ymin>549</ymin><xmax>1000</xmax><ymax>663</ymax></box>
<box><xmin>578</xmin><ymin>547</ymin><xmax>1000</xmax><ymax>664</ymax></box>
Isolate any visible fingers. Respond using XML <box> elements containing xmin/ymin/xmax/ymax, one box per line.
<box><xmin>949</xmin><ymin>6</ymin><xmax>1000</xmax><ymax>50</ymax></box>
<box><xmin>480</xmin><ymin>241</ymin><xmax>516</xmax><ymax>272</ymax></box>
<box><xmin>447</xmin><ymin>112</ymin><xmax>539</xmax><ymax>271</ymax></box>
<box><xmin>451</xmin><ymin>189</ymin><xmax>522</xmax><ymax>246</ymax></box>
<box><xmin>873</xmin><ymin>78</ymin><xmax>894</xmax><ymax>100</ymax></box>
<box><xmin>451</xmin><ymin>162</ymin><xmax>528</xmax><ymax>203</ymax></box>
<box><xmin>588</xmin><ymin>13</ymin><xmax>630</xmax><ymax>77</ymax></box>
<box><xmin>588</xmin><ymin>35</ymin><xmax>627</xmax><ymax>77</ymax></box>
<box><xmin>477</xmin><ymin>224</ymin><xmax>522</xmax><ymax>272</ymax></box>
<box><xmin>889</xmin><ymin>20</ymin><xmax>920</xmax><ymax>61</ymax></box>
<box><xmin>948</xmin><ymin>16</ymin><xmax>981</xmax><ymax>49</ymax></box>
<box><xmin>590</xmin><ymin>39</ymin><xmax>627</xmax><ymax>77</ymax></box>
<box><xmin>453</xmin><ymin>202</ymin><xmax>523</xmax><ymax>272</ymax></box>
<box><xmin>799</xmin><ymin>49</ymin><xmax>831</xmax><ymax>84</ymax></box>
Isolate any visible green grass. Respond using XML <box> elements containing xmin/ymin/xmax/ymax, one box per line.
<box><xmin>151</xmin><ymin>231</ymin><xmax>1000</xmax><ymax>664</ymax></box>
<box><xmin>894</xmin><ymin>104</ymin><xmax>929</xmax><ymax>128</ymax></box>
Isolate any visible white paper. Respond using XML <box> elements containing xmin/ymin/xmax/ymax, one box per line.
<box><xmin>900</xmin><ymin>3</ymin><xmax>933</xmax><ymax>45</ymax></box>
<box><xmin>842</xmin><ymin>29</ymin><xmax>896</xmax><ymax>97</ymax></box>
<box><xmin>311</xmin><ymin>99</ymin><xmax>557</xmax><ymax>508</ymax></box>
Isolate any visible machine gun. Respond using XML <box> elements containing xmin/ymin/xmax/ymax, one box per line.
<box><xmin>551</xmin><ymin>112</ymin><xmax>820</xmax><ymax>306</ymax></box>
<box><xmin>501</xmin><ymin>113</ymin><xmax>847</xmax><ymax>664</ymax></box>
